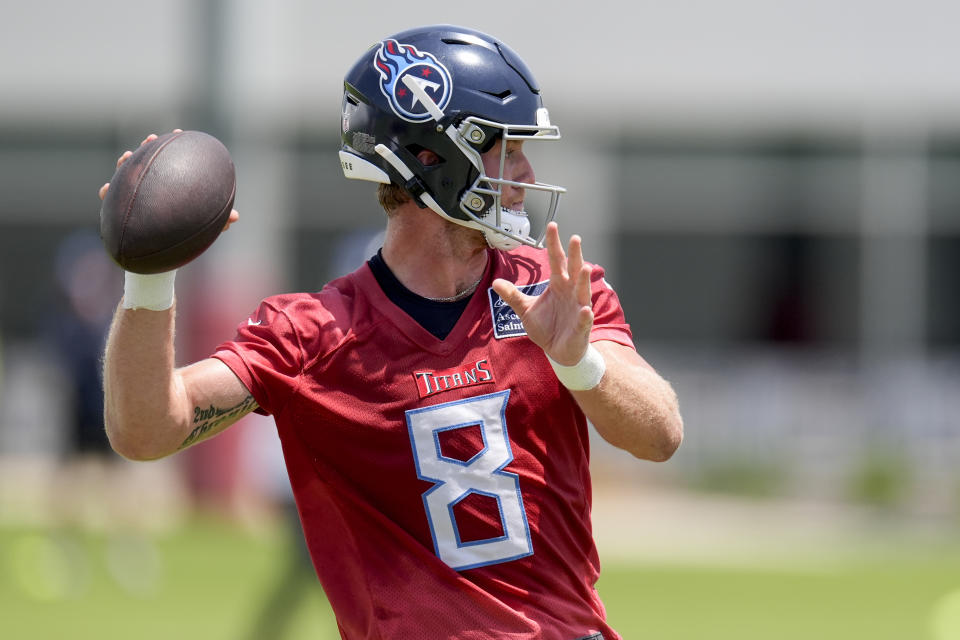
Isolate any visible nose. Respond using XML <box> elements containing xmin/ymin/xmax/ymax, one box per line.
<box><xmin>500</xmin><ymin>151</ymin><xmax>535</xmax><ymax>210</ymax></box>
<box><xmin>510</xmin><ymin>151</ymin><xmax>535</xmax><ymax>186</ymax></box>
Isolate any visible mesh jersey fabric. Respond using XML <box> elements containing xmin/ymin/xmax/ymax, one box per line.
<box><xmin>212</xmin><ymin>245</ymin><xmax>634</xmax><ymax>640</ymax></box>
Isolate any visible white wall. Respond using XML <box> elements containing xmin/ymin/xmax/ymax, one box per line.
<box><xmin>3</xmin><ymin>0</ymin><xmax>959</xmax><ymax>132</ymax></box>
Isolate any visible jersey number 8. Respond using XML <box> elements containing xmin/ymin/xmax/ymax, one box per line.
<box><xmin>406</xmin><ymin>390</ymin><xmax>533</xmax><ymax>571</ymax></box>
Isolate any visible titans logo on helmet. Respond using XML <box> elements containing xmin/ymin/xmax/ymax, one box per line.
<box><xmin>374</xmin><ymin>39</ymin><xmax>452</xmax><ymax>123</ymax></box>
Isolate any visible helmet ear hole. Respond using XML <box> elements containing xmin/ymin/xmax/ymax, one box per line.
<box><xmin>408</xmin><ymin>145</ymin><xmax>445</xmax><ymax>168</ymax></box>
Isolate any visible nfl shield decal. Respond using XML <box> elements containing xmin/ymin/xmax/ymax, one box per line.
<box><xmin>488</xmin><ymin>281</ymin><xmax>549</xmax><ymax>339</ymax></box>
<box><xmin>374</xmin><ymin>39</ymin><xmax>452</xmax><ymax>123</ymax></box>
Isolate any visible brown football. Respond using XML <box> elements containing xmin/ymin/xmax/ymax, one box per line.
<box><xmin>100</xmin><ymin>130</ymin><xmax>236</xmax><ymax>274</ymax></box>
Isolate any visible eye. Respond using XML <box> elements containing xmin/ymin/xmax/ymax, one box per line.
<box><xmin>504</xmin><ymin>141</ymin><xmax>525</xmax><ymax>159</ymax></box>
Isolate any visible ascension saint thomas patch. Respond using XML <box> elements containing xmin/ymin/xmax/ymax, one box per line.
<box><xmin>487</xmin><ymin>280</ymin><xmax>549</xmax><ymax>339</ymax></box>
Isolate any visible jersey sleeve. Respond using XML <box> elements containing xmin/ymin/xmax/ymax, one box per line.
<box><xmin>211</xmin><ymin>298</ymin><xmax>304</xmax><ymax>416</ymax></box>
<box><xmin>587</xmin><ymin>262</ymin><xmax>635</xmax><ymax>349</ymax></box>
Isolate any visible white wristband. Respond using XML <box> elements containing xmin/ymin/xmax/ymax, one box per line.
<box><xmin>122</xmin><ymin>270</ymin><xmax>177</xmax><ymax>311</ymax></box>
<box><xmin>547</xmin><ymin>344</ymin><xmax>606</xmax><ymax>391</ymax></box>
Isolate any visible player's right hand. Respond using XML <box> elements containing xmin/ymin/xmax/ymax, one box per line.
<box><xmin>98</xmin><ymin>130</ymin><xmax>240</xmax><ymax>232</ymax></box>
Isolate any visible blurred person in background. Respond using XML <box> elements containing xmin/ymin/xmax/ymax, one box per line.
<box><xmin>0</xmin><ymin>293</ymin><xmax>3</xmax><ymax>408</ymax></box>
<box><xmin>99</xmin><ymin>24</ymin><xmax>682</xmax><ymax>640</ymax></box>
<box><xmin>30</xmin><ymin>232</ymin><xmax>168</xmax><ymax>599</ymax></box>
<box><xmin>242</xmin><ymin>230</ymin><xmax>382</xmax><ymax>638</ymax></box>
<box><xmin>47</xmin><ymin>230</ymin><xmax>122</xmax><ymax>526</ymax></box>
<box><xmin>241</xmin><ymin>414</ymin><xmax>318</xmax><ymax>640</ymax></box>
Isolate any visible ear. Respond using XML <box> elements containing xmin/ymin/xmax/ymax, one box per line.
<box><xmin>416</xmin><ymin>149</ymin><xmax>441</xmax><ymax>167</ymax></box>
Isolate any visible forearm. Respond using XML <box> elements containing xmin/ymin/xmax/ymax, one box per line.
<box><xmin>570</xmin><ymin>341</ymin><xmax>683</xmax><ymax>461</ymax></box>
<box><xmin>103</xmin><ymin>304</ymin><xmax>186</xmax><ymax>460</ymax></box>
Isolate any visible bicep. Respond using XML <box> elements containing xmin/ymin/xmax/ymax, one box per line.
<box><xmin>174</xmin><ymin>358</ymin><xmax>259</xmax><ymax>451</ymax></box>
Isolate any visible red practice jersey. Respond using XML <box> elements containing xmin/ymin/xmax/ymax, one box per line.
<box><xmin>213</xmin><ymin>246</ymin><xmax>634</xmax><ymax>640</ymax></box>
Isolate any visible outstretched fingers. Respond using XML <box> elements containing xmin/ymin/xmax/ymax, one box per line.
<box><xmin>566</xmin><ymin>233</ymin><xmax>583</xmax><ymax>277</ymax></box>
<box><xmin>544</xmin><ymin>222</ymin><xmax>567</xmax><ymax>279</ymax></box>
<box><xmin>576</xmin><ymin>262</ymin><xmax>593</xmax><ymax>307</ymax></box>
<box><xmin>567</xmin><ymin>233</ymin><xmax>594</xmax><ymax>305</ymax></box>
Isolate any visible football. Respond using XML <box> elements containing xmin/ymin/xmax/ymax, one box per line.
<box><xmin>100</xmin><ymin>130</ymin><xmax>236</xmax><ymax>274</ymax></box>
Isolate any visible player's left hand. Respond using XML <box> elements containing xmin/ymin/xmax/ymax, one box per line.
<box><xmin>492</xmin><ymin>222</ymin><xmax>594</xmax><ymax>366</ymax></box>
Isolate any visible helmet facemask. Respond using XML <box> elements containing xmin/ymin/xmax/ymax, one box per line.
<box><xmin>385</xmin><ymin>75</ymin><xmax>566</xmax><ymax>250</ymax></box>
<box><xmin>451</xmin><ymin>113</ymin><xmax>564</xmax><ymax>250</ymax></box>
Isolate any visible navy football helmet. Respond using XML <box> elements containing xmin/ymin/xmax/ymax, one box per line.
<box><xmin>339</xmin><ymin>25</ymin><xmax>565</xmax><ymax>250</ymax></box>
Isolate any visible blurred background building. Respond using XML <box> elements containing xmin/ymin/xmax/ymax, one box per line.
<box><xmin>1</xmin><ymin>0</ymin><xmax>959</xmax><ymax>524</ymax></box>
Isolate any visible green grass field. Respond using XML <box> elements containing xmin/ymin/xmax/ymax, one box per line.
<box><xmin>1</xmin><ymin>518</ymin><xmax>959</xmax><ymax>640</ymax></box>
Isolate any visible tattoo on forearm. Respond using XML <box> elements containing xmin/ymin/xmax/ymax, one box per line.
<box><xmin>179</xmin><ymin>394</ymin><xmax>257</xmax><ymax>449</ymax></box>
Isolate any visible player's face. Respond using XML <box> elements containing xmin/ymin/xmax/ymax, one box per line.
<box><xmin>481</xmin><ymin>139</ymin><xmax>534</xmax><ymax>212</ymax></box>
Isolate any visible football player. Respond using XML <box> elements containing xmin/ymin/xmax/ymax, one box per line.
<box><xmin>101</xmin><ymin>24</ymin><xmax>683</xmax><ymax>640</ymax></box>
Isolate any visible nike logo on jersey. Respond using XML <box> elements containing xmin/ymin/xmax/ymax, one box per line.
<box><xmin>487</xmin><ymin>280</ymin><xmax>549</xmax><ymax>339</ymax></box>
<box><xmin>413</xmin><ymin>358</ymin><xmax>495</xmax><ymax>398</ymax></box>
<box><xmin>247</xmin><ymin>318</ymin><xmax>262</xmax><ymax>326</ymax></box>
